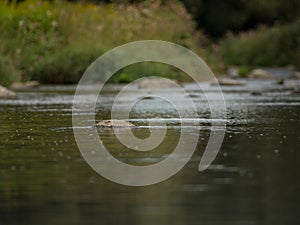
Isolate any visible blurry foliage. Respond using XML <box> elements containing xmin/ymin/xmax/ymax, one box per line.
<box><xmin>237</xmin><ymin>65</ymin><xmax>253</xmax><ymax>78</ymax></box>
<box><xmin>221</xmin><ymin>19</ymin><xmax>300</xmax><ymax>69</ymax></box>
<box><xmin>1</xmin><ymin>0</ymin><xmax>299</xmax><ymax>85</ymax></box>
<box><xmin>0</xmin><ymin>0</ymin><xmax>213</xmax><ymax>85</ymax></box>
<box><xmin>110</xmin><ymin>62</ymin><xmax>187</xmax><ymax>83</ymax></box>
<box><xmin>182</xmin><ymin>0</ymin><xmax>300</xmax><ymax>39</ymax></box>
<box><xmin>0</xmin><ymin>55</ymin><xmax>21</xmax><ymax>86</ymax></box>
<box><xmin>64</xmin><ymin>0</ymin><xmax>300</xmax><ymax>38</ymax></box>
<box><xmin>180</xmin><ymin>0</ymin><xmax>300</xmax><ymax>69</ymax></box>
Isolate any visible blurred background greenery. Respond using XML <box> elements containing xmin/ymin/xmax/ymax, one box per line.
<box><xmin>0</xmin><ymin>0</ymin><xmax>299</xmax><ymax>86</ymax></box>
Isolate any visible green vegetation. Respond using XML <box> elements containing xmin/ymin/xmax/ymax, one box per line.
<box><xmin>0</xmin><ymin>0</ymin><xmax>212</xmax><ymax>85</ymax></box>
<box><xmin>182</xmin><ymin>0</ymin><xmax>300</xmax><ymax>39</ymax></box>
<box><xmin>221</xmin><ymin>19</ymin><xmax>300</xmax><ymax>69</ymax></box>
<box><xmin>0</xmin><ymin>0</ymin><xmax>299</xmax><ymax>86</ymax></box>
<box><xmin>109</xmin><ymin>62</ymin><xmax>189</xmax><ymax>83</ymax></box>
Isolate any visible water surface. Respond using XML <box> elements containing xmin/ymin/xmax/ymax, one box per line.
<box><xmin>0</xmin><ymin>80</ymin><xmax>299</xmax><ymax>225</ymax></box>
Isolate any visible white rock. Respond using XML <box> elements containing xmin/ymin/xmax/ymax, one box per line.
<box><xmin>138</xmin><ymin>78</ymin><xmax>179</xmax><ymax>89</ymax></box>
<box><xmin>0</xmin><ymin>85</ymin><xmax>16</xmax><ymax>98</ymax></box>
<box><xmin>249</xmin><ymin>69</ymin><xmax>273</xmax><ymax>79</ymax></box>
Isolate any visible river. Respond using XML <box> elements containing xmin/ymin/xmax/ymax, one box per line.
<box><xmin>0</xmin><ymin>80</ymin><xmax>299</xmax><ymax>225</ymax></box>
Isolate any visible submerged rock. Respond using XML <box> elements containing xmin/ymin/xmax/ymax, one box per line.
<box><xmin>96</xmin><ymin>120</ymin><xmax>135</xmax><ymax>128</ymax></box>
<box><xmin>251</xmin><ymin>91</ymin><xmax>262</xmax><ymax>96</ymax></box>
<box><xmin>275</xmin><ymin>79</ymin><xmax>285</xmax><ymax>85</ymax></box>
<box><xmin>11</xmin><ymin>81</ymin><xmax>40</xmax><ymax>89</ymax></box>
<box><xmin>0</xmin><ymin>85</ymin><xmax>16</xmax><ymax>98</ymax></box>
<box><xmin>186</xmin><ymin>93</ymin><xmax>202</xmax><ymax>98</ymax></box>
<box><xmin>139</xmin><ymin>96</ymin><xmax>156</xmax><ymax>100</ymax></box>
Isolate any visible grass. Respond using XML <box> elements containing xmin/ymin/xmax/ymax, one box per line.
<box><xmin>0</xmin><ymin>0</ymin><xmax>214</xmax><ymax>86</ymax></box>
<box><xmin>221</xmin><ymin>19</ymin><xmax>300</xmax><ymax>70</ymax></box>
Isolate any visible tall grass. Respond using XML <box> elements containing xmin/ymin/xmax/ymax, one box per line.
<box><xmin>0</xmin><ymin>0</ymin><xmax>213</xmax><ymax>85</ymax></box>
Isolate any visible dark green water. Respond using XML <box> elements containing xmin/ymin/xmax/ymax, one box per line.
<box><xmin>0</xmin><ymin>81</ymin><xmax>299</xmax><ymax>225</ymax></box>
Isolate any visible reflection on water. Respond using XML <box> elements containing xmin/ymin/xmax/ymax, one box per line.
<box><xmin>0</xmin><ymin>80</ymin><xmax>299</xmax><ymax>225</ymax></box>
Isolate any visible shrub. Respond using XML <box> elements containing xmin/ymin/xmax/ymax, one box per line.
<box><xmin>0</xmin><ymin>0</ymin><xmax>214</xmax><ymax>85</ymax></box>
<box><xmin>221</xmin><ymin>19</ymin><xmax>300</xmax><ymax>69</ymax></box>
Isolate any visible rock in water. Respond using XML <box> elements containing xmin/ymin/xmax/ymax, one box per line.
<box><xmin>249</xmin><ymin>68</ymin><xmax>295</xmax><ymax>79</ymax></box>
<box><xmin>96</xmin><ymin>120</ymin><xmax>135</xmax><ymax>128</ymax></box>
<box><xmin>138</xmin><ymin>77</ymin><xmax>179</xmax><ymax>89</ymax></box>
<box><xmin>212</xmin><ymin>78</ymin><xmax>245</xmax><ymax>86</ymax></box>
<box><xmin>0</xmin><ymin>85</ymin><xmax>16</xmax><ymax>98</ymax></box>
<box><xmin>251</xmin><ymin>91</ymin><xmax>262</xmax><ymax>96</ymax></box>
<box><xmin>249</xmin><ymin>69</ymin><xmax>273</xmax><ymax>79</ymax></box>
<box><xmin>11</xmin><ymin>81</ymin><xmax>40</xmax><ymax>89</ymax></box>
<box><xmin>276</xmin><ymin>79</ymin><xmax>285</xmax><ymax>85</ymax></box>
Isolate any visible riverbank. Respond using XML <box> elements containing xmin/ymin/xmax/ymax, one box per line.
<box><xmin>0</xmin><ymin>0</ymin><xmax>299</xmax><ymax>87</ymax></box>
<box><xmin>0</xmin><ymin>0</ymin><xmax>214</xmax><ymax>86</ymax></box>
